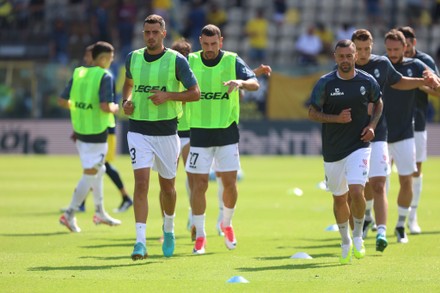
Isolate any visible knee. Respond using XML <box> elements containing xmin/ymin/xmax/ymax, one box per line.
<box><xmin>371</xmin><ymin>181</ymin><xmax>386</xmax><ymax>195</ymax></box>
<box><xmin>161</xmin><ymin>186</ymin><xmax>176</xmax><ymax>198</ymax></box>
<box><xmin>134</xmin><ymin>179</ymin><xmax>149</xmax><ymax>193</ymax></box>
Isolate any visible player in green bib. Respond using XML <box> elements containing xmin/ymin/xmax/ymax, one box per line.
<box><xmin>122</xmin><ymin>14</ymin><xmax>200</xmax><ymax>260</ymax></box>
<box><xmin>58</xmin><ymin>41</ymin><xmax>121</xmax><ymax>233</ymax></box>
<box><xmin>185</xmin><ymin>24</ymin><xmax>260</xmax><ymax>255</ymax></box>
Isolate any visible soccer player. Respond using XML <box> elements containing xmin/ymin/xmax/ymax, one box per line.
<box><xmin>186</xmin><ymin>24</ymin><xmax>260</xmax><ymax>255</ymax></box>
<box><xmin>309</xmin><ymin>39</ymin><xmax>383</xmax><ymax>264</ymax></box>
<box><xmin>397</xmin><ymin>26</ymin><xmax>440</xmax><ymax>234</ymax></box>
<box><xmin>63</xmin><ymin>44</ymin><xmax>133</xmax><ymax>214</ymax></box>
<box><xmin>122</xmin><ymin>14</ymin><xmax>200</xmax><ymax>260</ymax></box>
<box><xmin>58</xmin><ymin>41</ymin><xmax>122</xmax><ymax>232</ymax></box>
<box><xmin>351</xmin><ymin>29</ymin><xmax>431</xmax><ymax>251</ymax></box>
<box><xmin>383</xmin><ymin>29</ymin><xmax>438</xmax><ymax>244</ymax></box>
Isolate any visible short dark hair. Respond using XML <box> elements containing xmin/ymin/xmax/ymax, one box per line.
<box><xmin>384</xmin><ymin>29</ymin><xmax>406</xmax><ymax>46</ymax></box>
<box><xmin>201</xmin><ymin>24</ymin><xmax>221</xmax><ymax>37</ymax></box>
<box><xmin>397</xmin><ymin>26</ymin><xmax>416</xmax><ymax>40</ymax></box>
<box><xmin>351</xmin><ymin>29</ymin><xmax>373</xmax><ymax>42</ymax></box>
<box><xmin>334</xmin><ymin>39</ymin><xmax>355</xmax><ymax>51</ymax></box>
<box><xmin>144</xmin><ymin>14</ymin><xmax>166</xmax><ymax>30</ymax></box>
<box><xmin>92</xmin><ymin>41</ymin><xmax>114</xmax><ymax>60</ymax></box>
<box><xmin>171</xmin><ymin>38</ymin><xmax>192</xmax><ymax>57</ymax></box>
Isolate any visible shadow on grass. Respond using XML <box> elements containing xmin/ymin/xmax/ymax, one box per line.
<box><xmin>237</xmin><ymin>262</ymin><xmax>339</xmax><ymax>272</ymax></box>
<box><xmin>80</xmin><ymin>237</ymin><xmax>195</xmax><ymax>250</ymax></box>
<box><xmin>27</xmin><ymin>261</ymin><xmax>156</xmax><ymax>272</ymax></box>
<box><xmin>0</xmin><ymin>232</ymin><xmax>66</xmax><ymax>237</ymax></box>
<box><xmin>78</xmin><ymin>252</ymin><xmax>200</xmax><ymax>260</ymax></box>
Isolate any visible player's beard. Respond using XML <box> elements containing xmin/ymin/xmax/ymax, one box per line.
<box><xmin>203</xmin><ymin>51</ymin><xmax>217</xmax><ymax>60</ymax></box>
<box><xmin>339</xmin><ymin>62</ymin><xmax>352</xmax><ymax>73</ymax></box>
<box><xmin>146</xmin><ymin>39</ymin><xmax>160</xmax><ymax>51</ymax></box>
<box><xmin>390</xmin><ymin>55</ymin><xmax>403</xmax><ymax>64</ymax></box>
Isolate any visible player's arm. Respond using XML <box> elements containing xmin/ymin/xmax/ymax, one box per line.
<box><xmin>149</xmin><ymin>84</ymin><xmax>200</xmax><ymax>105</ymax></box>
<box><xmin>253</xmin><ymin>64</ymin><xmax>272</xmax><ymax>77</ymax></box>
<box><xmin>57</xmin><ymin>78</ymin><xmax>73</xmax><ymax>109</ymax></box>
<box><xmin>122</xmin><ymin>77</ymin><xmax>134</xmax><ymax>115</ymax></box>
<box><xmin>224</xmin><ymin>57</ymin><xmax>260</xmax><ymax>94</ymax></box>
<box><xmin>368</xmin><ymin>98</ymin><xmax>383</xmax><ymax>130</ymax></box>
<box><xmin>99</xmin><ymin>73</ymin><xmax>119</xmax><ymax>114</ymax></box>
<box><xmin>100</xmin><ymin>102</ymin><xmax>119</xmax><ymax>114</ymax></box>
<box><xmin>121</xmin><ymin>53</ymin><xmax>135</xmax><ymax>115</ymax></box>
<box><xmin>308</xmin><ymin>105</ymin><xmax>352</xmax><ymax>123</ymax></box>
<box><xmin>418</xmin><ymin>85</ymin><xmax>440</xmax><ymax>97</ymax></box>
<box><xmin>57</xmin><ymin>97</ymin><xmax>70</xmax><ymax>109</ymax></box>
<box><xmin>149</xmin><ymin>55</ymin><xmax>200</xmax><ymax>105</ymax></box>
<box><xmin>391</xmin><ymin>76</ymin><xmax>424</xmax><ymax>90</ymax></box>
<box><xmin>361</xmin><ymin>97</ymin><xmax>383</xmax><ymax>142</ymax></box>
<box><xmin>223</xmin><ymin>78</ymin><xmax>259</xmax><ymax>94</ymax></box>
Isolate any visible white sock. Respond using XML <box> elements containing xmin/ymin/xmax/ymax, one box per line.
<box><xmin>163</xmin><ymin>212</ymin><xmax>175</xmax><ymax>233</ymax></box>
<box><xmin>337</xmin><ymin>221</ymin><xmax>352</xmax><ymax>245</ymax></box>
<box><xmin>222</xmin><ymin>206</ymin><xmax>235</xmax><ymax>227</ymax></box>
<box><xmin>68</xmin><ymin>174</ymin><xmax>93</xmax><ymax>211</ymax></box>
<box><xmin>377</xmin><ymin>224</ymin><xmax>387</xmax><ymax>236</ymax></box>
<box><xmin>365</xmin><ymin>200</ymin><xmax>374</xmax><ymax>220</ymax></box>
<box><xmin>91</xmin><ymin>171</ymin><xmax>105</xmax><ymax>214</ymax></box>
<box><xmin>192</xmin><ymin>214</ymin><xmax>206</xmax><ymax>238</ymax></box>
<box><xmin>397</xmin><ymin>206</ymin><xmax>410</xmax><ymax>227</ymax></box>
<box><xmin>135</xmin><ymin>222</ymin><xmax>146</xmax><ymax>245</ymax></box>
<box><xmin>410</xmin><ymin>175</ymin><xmax>422</xmax><ymax>220</ymax></box>
<box><xmin>352</xmin><ymin>216</ymin><xmax>365</xmax><ymax>238</ymax></box>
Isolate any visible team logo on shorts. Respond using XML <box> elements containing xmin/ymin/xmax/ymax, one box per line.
<box><xmin>360</xmin><ymin>86</ymin><xmax>366</xmax><ymax>96</ymax></box>
<box><xmin>362</xmin><ymin>159</ymin><xmax>368</xmax><ymax>166</ymax></box>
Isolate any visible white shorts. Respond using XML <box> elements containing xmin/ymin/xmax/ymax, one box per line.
<box><xmin>324</xmin><ymin>147</ymin><xmax>371</xmax><ymax>196</ymax></box>
<box><xmin>127</xmin><ymin>131</ymin><xmax>180</xmax><ymax>179</ymax></box>
<box><xmin>180</xmin><ymin>137</ymin><xmax>190</xmax><ymax>153</ymax></box>
<box><xmin>388</xmin><ymin>138</ymin><xmax>416</xmax><ymax>176</ymax></box>
<box><xmin>368</xmin><ymin>141</ymin><xmax>391</xmax><ymax>178</ymax></box>
<box><xmin>75</xmin><ymin>140</ymin><xmax>107</xmax><ymax>170</ymax></box>
<box><xmin>414</xmin><ymin>130</ymin><xmax>427</xmax><ymax>163</ymax></box>
<box><xmin>185</xmin><ymin>143</ymin><xmax>241</xmax><ymax>174</ymax></box>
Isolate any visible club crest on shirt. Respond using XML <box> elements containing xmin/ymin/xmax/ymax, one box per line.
<box><xmin>374</xmin><ymin>68</ymin><xmax>380</xmax><ymax>79</ymax></box>
<box><xmin>406</xmin><ymin>69</ymin><xmax>413</xmax><ymax>77</ymax></box>
<box><xmin>330</xmin><ymin>88</ymin><xmax>344</xmax><ymax>96</ymax></box>
<box><xmin>360</xmin><ymin>86</ymin><xmax>366</xmax><ymax>96</ymax></box>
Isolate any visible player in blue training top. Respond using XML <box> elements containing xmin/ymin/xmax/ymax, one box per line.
<box><xmin>309</xmin><ymin>39</ymin><xmax>383</xmax><ymax>264</ymax></box>
<box><xmin>398</xmin><ymin>26</ymin><xmax>440</xmax><ymax>235</ymax></box>
<box><xmin>383</xmin><ymin>29</ymin><xmax>439</xmax><ymax>244</ymax></box>
<box><xmin>351</xmin><ymin>28</ymin><xmax>432</xmax><ymax>252</ymax></box>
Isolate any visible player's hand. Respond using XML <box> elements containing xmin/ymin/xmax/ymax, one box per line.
<box><xmin>70</xmin><ymin>132</ymin><xmax>77</xmax><ymax>142</ymax></box>
<box><xmin>423</xmin><ymin>68</ymin><xmax>440</xmax><ymax>89</ymax></box>
<box><xmin>111</xmin><ymin>103</ymin><xmax>119</xmax><ymax>114</ymax></box>
<box><xmin>223</xmin><ymin>80</ymin><xmax>242</xmax><ymax>94</ymax></box>
<box><xmin>149</xmin><ymin>90</ymin><xmax>168</xmax><ymax>105</ymax></box>
<box><xmin>338</xmin><ymin>108</ymin><xmax>352</xmax><ymax>123</ymax></box>
<box><xmin>360</xmin><ymin>126</ymin><xmax>375</xmax><ymax>142</ymax></box>
<box><xmin>254</xmin><ymin>64</ymin><xmax>272</xmax><ymax>77</ymax></box>
<box><xmin>123</xmin><ymin>100</ymin><xmax>134</xmax><ymax>115</ymax></box>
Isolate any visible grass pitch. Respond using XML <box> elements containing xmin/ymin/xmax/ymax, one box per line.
<box><xmin>1</xmin><ymin>155</ymin><xmax>440</xmax><ymax>292</ymax></box>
